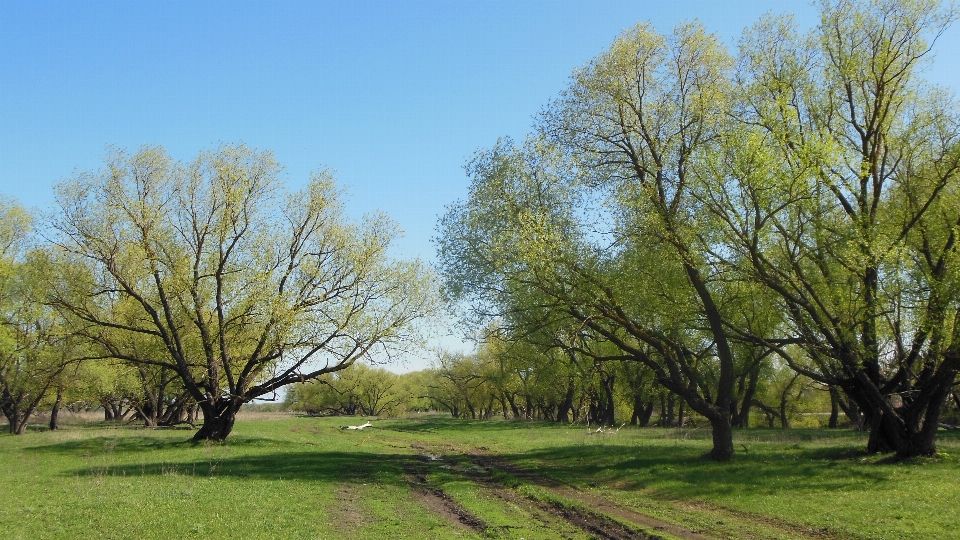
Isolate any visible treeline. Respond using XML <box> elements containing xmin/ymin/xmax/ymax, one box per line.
<box><xmin>286</xmin><ymin>345</ymin><xmax>909</xmax><ymax>431</ymax></box>
<box><xmin>435</xmin><ymin>0</ymin><xmax>960</xmax><ymax>461</ymax></box>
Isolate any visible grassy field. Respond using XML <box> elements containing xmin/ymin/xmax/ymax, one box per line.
<box><xmin>1</xmin><ymin>413</ymin><xmax>958</xmax><ymax>539</ymax></box>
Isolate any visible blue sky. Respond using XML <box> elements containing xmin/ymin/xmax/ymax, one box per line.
<box><xmin>3</xmin><ymin>0</ymin><xmax>959</xmax><ymax>259</ymax></box>
<box><xmin>2</xmin><ymin>0</ymin><xmax>960</xmax><ymax>368</ymax></box>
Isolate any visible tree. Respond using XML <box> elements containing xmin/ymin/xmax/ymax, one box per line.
<box><xmin>51</xmin><ymin>144</ymin><xmax>435</xmax><ymax>441</ymax></box>
<box><xmin>439</xmin><ymin>20</ymin><xmax>749</xmax><ymax>460</ymax></box>
<box><xmin>0</xmin><ymin>200</ymin><xmax>80</xmax><ymax>434</ymax></box>
<box><xmin>707</xmin><ymin>0</ymin><xmax>960</xmax><ymax>456</ymax></box>
<box><xmin>426</xmin><ymin>351</ymin><xmax>488</xmax><ymax>419</ymax></box>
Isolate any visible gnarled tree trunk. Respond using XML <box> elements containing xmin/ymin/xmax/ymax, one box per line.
<box><xmin>193</xmin><ymin>398</ymin><xmax>245</xmax><ymax>442</ymax></box>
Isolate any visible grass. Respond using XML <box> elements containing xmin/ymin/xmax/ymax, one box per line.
<box><xmin>1</xmin><ymin>413</ymin><xmax>958</xmax><ymax>539</ymax></box>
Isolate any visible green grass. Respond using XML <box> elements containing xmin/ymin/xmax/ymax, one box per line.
<box><xmin>2</xmin><ymin>414</ymin><xmax>959</xmax><ymax>539</ymax></box>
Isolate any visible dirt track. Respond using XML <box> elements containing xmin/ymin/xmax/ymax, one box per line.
<box><xmin>407</xmin><ymin>442</ymin><xmax>688</xmax><ymax>539</ymax></box>
<box><xmin>404</xmin><ymin>442</ymin><xmax>859</xmax><ymax>540</ymax></box>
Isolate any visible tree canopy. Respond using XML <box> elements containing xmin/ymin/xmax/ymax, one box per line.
<box><xmin>50</xmin><ymin>144</ymin><xmax>436</xmax><ymax>440</ymax></box>
<box><xmin>436</xmin><ymin>0</ymin><xmax>960</xmax><ymax>460</ymax></box>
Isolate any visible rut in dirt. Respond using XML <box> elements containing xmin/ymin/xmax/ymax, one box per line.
<box><xmin>409</xmin><ymin>445</ymin><xmax>667</xmax><ymax>540</ymax></box>
<box><xmin>404</xmin><ymin>459</ymin><xmax>488</xmax><ymax>534</ymax></box>
<box><xmin>464</xmin><ymin>451</ymin><xmax>861</xmax><ymax>540</ymax></box>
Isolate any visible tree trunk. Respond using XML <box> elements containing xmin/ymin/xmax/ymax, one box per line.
<box><xmin>642</xmin><ymin>402</ymin><xmax>655</xmax><ymax>426</ymax></box>
<box><xmin>631</xmin><ymin>394</ymin><xmax>643</xmax><ymax>425</ymax></box>
<box><xmin>1</xmin><ymin>390</ymin><xmax>38</xmax><ymax>435</ymax></box>
<box><xmin>864</xmin><ymin>396</ymin><xmax>948</xmax><ymax>458</ymax></box>
<box><xmin>828</xmin><ymin>387</ymin><xmax>840</xmax><ymax>428</ymax></box>
<box><xmin>3</xmin><ymin>408</ymin><xmax>29</xmax><ymax>435</ymax></box>
<box><xmin>705</xmin><ymin>411</ymin><xmax>734</xmax><ymax>461</ymax></box>
<box><xmin>843</xmin><ymin>363</ymin><xmax>957</xmax><ymax>459</ymax></box>
<box><xmin>484</xmin><ymin>395</ymin><xmax>496</xmax><ymax>420</ymax></box>
<box><xmin>49</xmin><ymin>387</ymin><xmax>64</xmax><ymax>431</ymax></box>
<box><xmin>5</xmin><ymin>410</ymin><xmax>20</xmax><ymax>434</ymax></box>
<box><xmin>12</xmin><ymin>416</ymin><xmax>29</xmax><ymax>435</ymax></box>
<box><xmin>557</xmin><ymin>380</ymin><xmax>575</xmax><ymax>423</ymax></box>
<box><xmin>601</xmin><ymin>373</ymin><xmax>616</xmax><ymax>426</ymax></box>
<box><xmin>752</xmin><ymin>399</ymin><xmax>778</xmax><ymax>428</ymax></box>
<box><xmin>193</xmin><ymin>398</ymin><xmax>244</xmax><ymax>442</ymax></box>
<box><xmin>778</xmin><ymin>374</ymin><xmax>800</xmax><ymax>429</ymax></box>
<box><xmin>733</xmin><ymin>365</ymin><xmax>761</xmax><ymax>428</ymax></box>
<box><xmin>660</xmin><ymin>394</ymin><xmax>676</xmax><ymax>427</ymax></box>
<box><xmin>839</xmin><ymin>394</ymin><xmax>865</xmax><ymax>430</ymax></box>
<box><xmin>506</xmin><ymin>393</ymin><xmax>520</xmax><ymax>420</ymax></box>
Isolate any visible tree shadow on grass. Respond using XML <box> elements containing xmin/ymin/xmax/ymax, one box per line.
<box><xmin>486</xmin><ymin>443</ymin><xmax>895</xmax><ymax>500</ymax></box>
<box><xmin>57</xmin><ymin>440</ymin><xmax>912</xmax><ymax>498</ymax></box>
<box><xmin>25</xmin><ymin>434</ymin><xmax>298</xmax><ymax>456</ymax></box>
<box><xmin>66</xmin><ymin>450</ymin><xmax>419</xmax><ymax>486</ymax></box>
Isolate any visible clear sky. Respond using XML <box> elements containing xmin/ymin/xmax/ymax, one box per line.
<box><xmin>2</xmin><ymin>0</ymin><xmax>960</xmax><ymax>369</ymax></box>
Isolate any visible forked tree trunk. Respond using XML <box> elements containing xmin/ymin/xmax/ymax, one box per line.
<box><xmin>506</xmin><ymin>394</ymin><xmax>520</xmax><ymax>420</ymax></box>
<box><xmin>4</xmin><ymin>409</ymin><xmax>29</xmax><ymax>435</ymax></box>
<box><xmin>841</xmin><ymin>363</ymin><xmax>957</xmax><ymax>458</ymax></box>
<box><xmin>2</xmin><ymin>391</ymin><xmax>41</xmax><ymax>435</ymax></box>
<box><xmin>864</xmin><ymin>395</ymin><xmax>947</xmax><ymax>458</ymax></box>
<box><xmin>732</xmin><ymin>363</ymin><xmax>761</xmax><ymax>428</ymax></box>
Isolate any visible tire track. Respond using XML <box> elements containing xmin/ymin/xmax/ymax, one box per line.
<box><xmin>409</xmin><ymin>444</ymin><xmax>665</xmax><ymax>539</ymax></box>
<box><xmin>404</xmin><ymin>457</ymin><xmax>488</xmax><ymax>535</ymax></box>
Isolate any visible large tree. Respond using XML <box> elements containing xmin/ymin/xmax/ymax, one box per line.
<box><xmin>438</xmin><ymin>135</ymin><xmax>747</xmax><ymax>459</ymax></box>
<box><xmin>51</xmin><ymin>144</ymin><xmax>435</xmax><ymax>441</ymax></box>
<box><xmin>439</xmin><ymin>19</ymin><xmax>753</xmax><ymax>460</ymax></box>
<box><xmin>703</xmin><ymin>0</ymin><xmax>960</xmax><ymax>456</ymax></box>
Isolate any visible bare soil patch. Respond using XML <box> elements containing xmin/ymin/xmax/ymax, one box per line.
<box><xmin>329</xmin><ymin>483</ymin><xmax>372</xmax><ymax>534</ymax></box>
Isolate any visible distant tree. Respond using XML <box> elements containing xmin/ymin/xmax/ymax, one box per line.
<box><xmin>425</xmin><ymin>351</ymin><xmax>487</xmax><ymax>419</ymax></box>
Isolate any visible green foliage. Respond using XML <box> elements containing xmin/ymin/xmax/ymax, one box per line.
<box><xmin>286</xmin><ymin>362</ymin><xmax>410</xmax><ymax>417</ymax></box>
<box><xmin>0</xmin><ymin>199</ymin><xmax>85</xmax><ymax>433</ymax></box>
<box><xmin>50</xmin><ymin>144</ymin><xmax>437</xmax><ymax>440</ymax></box>
<box><xmin>436</xmin><ymin>0</ymin><xmax>960</xmax><ymax>459</ymax></box>
<box><xmin>719</xmin><ymin>0</ymin><xmax>960</xmax><ymax>456</ymax></box>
